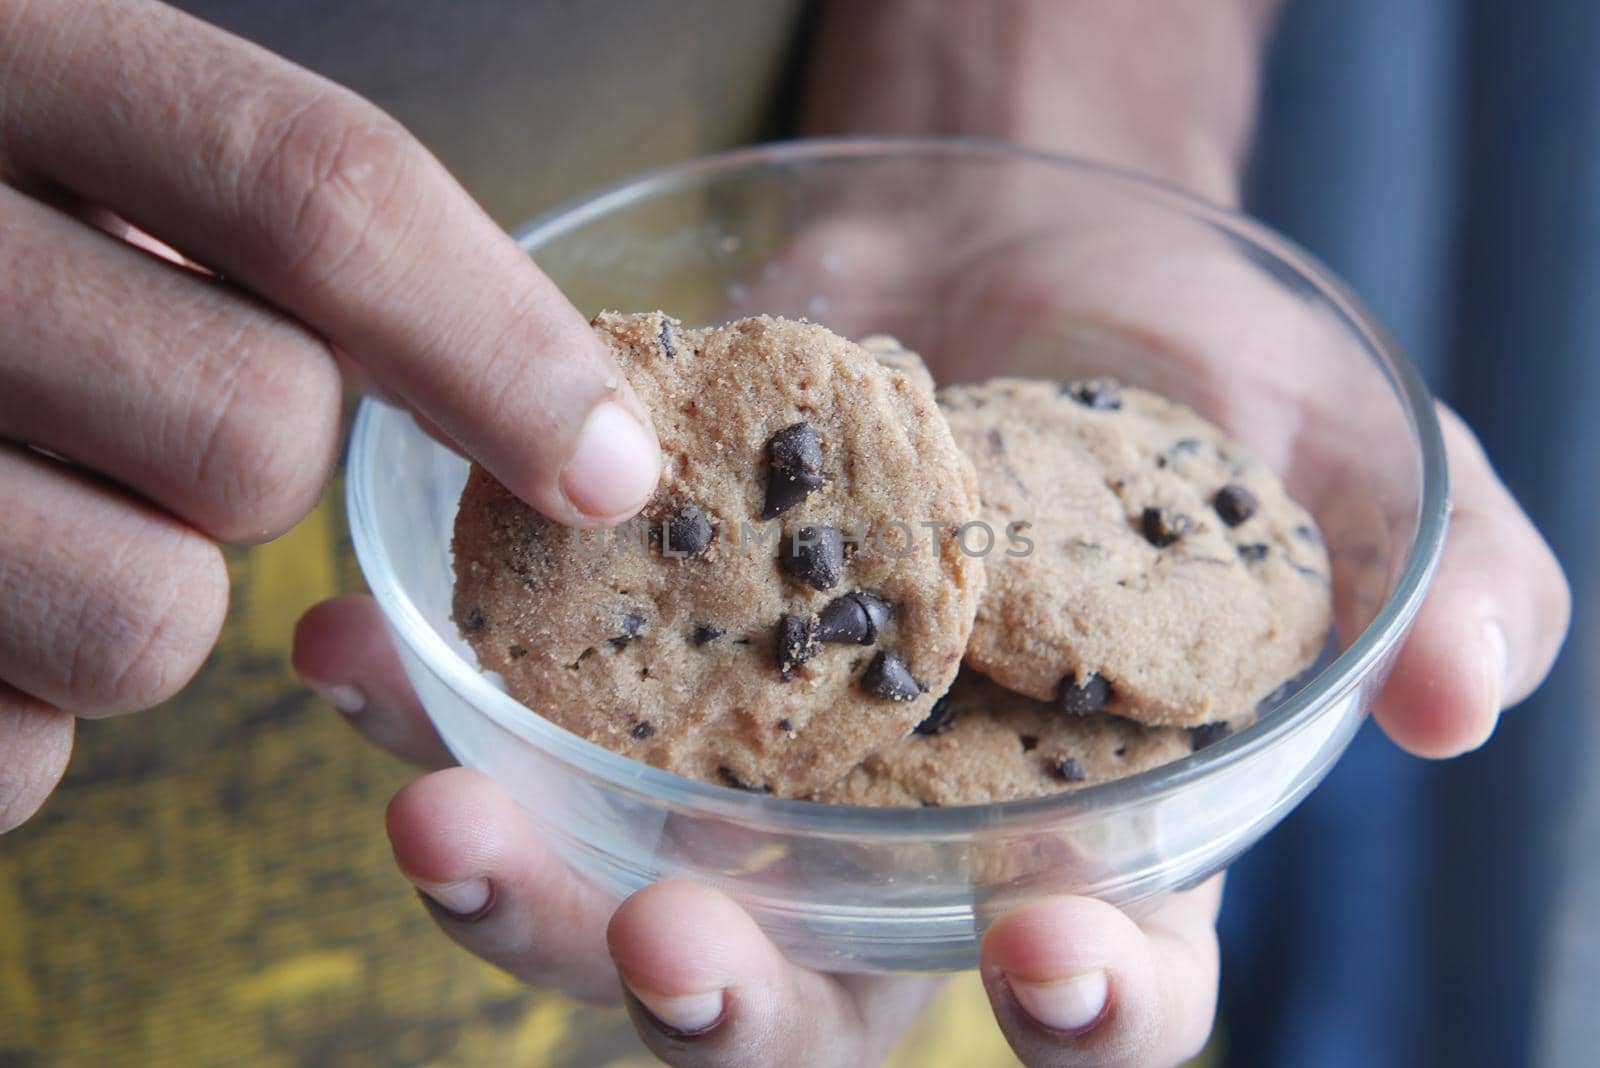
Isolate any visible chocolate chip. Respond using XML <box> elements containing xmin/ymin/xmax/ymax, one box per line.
<box><xmin>862</xmin><ymin>651</ymin><xmax>923</xmax><ymax>701</ymax></box>
<box><xmin>857</xmin><ymin>594</ymin><xmax>895</xmax><ymax>641</ymax></box>
<box><xmin>717</xmin><ymin>766</ymin><xmax>768</xmax><ymax>792</ymax></box>
<box><xmin>1189</xmin><ymin>722</ymin><xmax>1234</xmax><ymax>751</ymax></box>
<box><xmin>1169</xmin><ymin>438</ymin><xmax>1202</xmax><ymax>457</ymax></box>
<box><xmin>1295</xmin><ymin>523</ymin><xmax>1323</xmax><ymax>545</ymax></box>
<box><xmin>1213</xmin><ymin>484</ymin><xmax>1258</xmax><ymax>527</ymax></box>
<box><xmin>1058</xmin><ymin>673</ymin><xmax>1111</xmax><ymax>716</ymax></box>
<box><xmin>1053</xmin><ymin>756</ymin><xmax>1087</xmax><ymax>782</ymax></box>
<box><xmin>912</xmin><ymin>693</ymin><xmax>956</xmax><ymax>735</ymax></box>
<box><xmin>461</xmin><ymin>607</ymin><xmax>487</xmax><ymax>632</ymax></box>
<box><xmin>1238</xmin><ymin>543</ymin><xmax>1269</xmax><ymax>563</ymax></box>
<box><xmin>666</xmin><ymin>504</ymin><xmax>714</xmax><ymax>556</ymax></box>
<box><xmin>692</xmin><ymin>624</ymin><xmax>725</xmax><ymax>645</ymax></box>
<box><xmin>508</xmin><ymin>644</ymin><xmax>527</xmax><ymax>659</ymax></box>
<box><xmin>658</xmin><ymin>317</ymin><xmax>676</xmax><ymax>359</ymax></box>
<box><xmin>1019</xmin><ymin>734</ymin><xmax>1039</xmax><ymax>752</ymax></box>
<box><xmin>1063</xmin><ymin>376</ymin><xmax>1123</xmax><ymax>410</ymax></box>
<box><xmin>1140</xmin><ymin>507</ymin><xmax>1192</xmax><ymax>548</ymax></box>
<box><xmin>762</xmin><ymin>422</ymin><xmax>826</xmax><ymax>518</ymax></box>
<box><xmin>610</xmin><ymin>611</ymin><xmax>647</xmax><ymax>647</ymax></box>
<box><xmin>631</xmin><ymin>721</ymin><xmax>656</xmax><ymax>740</ymax></box>
<box><xmin>1288</xmin><ymin>558</ymin><xmax>1326</xmax><ymax>581</ymax></box>
<box><xmin>779</xmin><ymin>526</ymin><xmax>844</xmax><ymax>591</ymax></box>
<box><xmin>775</xmin><ymin>614</ymin><xmax>819</xmax><ymax>680</ymax></box>
<box><xmin>777</xmin><ymin>718</ymin><xmax>794</xmax><ymax>733</ymax></box>
<box><xmin>813</xmin><ymin>595</ymin><xmax>868</xmax><ymax>644</ymax></box>
<box><xmin>815</xmin><ymin>592</ymin><xmax>894</xmax><ymax>644</ymax></box>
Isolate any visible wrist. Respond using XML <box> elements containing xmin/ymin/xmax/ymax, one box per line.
<box><xmin>802</xmin><ymin>0</ymin><xmax>1278</xmax><ymax>205</ymax></box>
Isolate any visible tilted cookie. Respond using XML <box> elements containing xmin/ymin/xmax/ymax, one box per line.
<box><xmin>941</xmin><ymin>377</ymin><xmax>1330</xmax><ymax>727</ymax></box>
<box><xmin>812</xmin><ymin>671</ymin><xmax>1238</xmax><ymax>807</ymax></box>
<box><xmin>452</xmin><ymin>312</ymin><xmax>984</xmax><ymax>797</ymax></box>
<box><xmin>858</xmin><ymin>334</ymin><xmax>935</xmax><ymax>396</ymax></box>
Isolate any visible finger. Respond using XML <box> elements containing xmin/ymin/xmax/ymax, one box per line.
<box><xmin>980</xmin><ymin>877</ymin><xmax>1223</xmax><ymax>1068</ymax></box>
<box><xmin>293</xmin><ymin>595</ymin><xmax>453</xmax><ymax>770</ymax></box>
<box><xmin>2</xmin><ymin>0</ymin><xmax>660</xmax><ymax>526</ymax></box>
<box><xmin>0</xmin><ymin>445</ymin><xmax>228</xmax><ymax>717</ymax></box>
<box><xmin>54</xmin><ymin>193</ymin><xmax>440</xmax><ymax>422</ymax></box>
<box><xmin>0</xmin><ymin>183</ymin><xmax>344</xmax><ymax>544</ymax></box>
<box><xmin>1373</xmin><ymin>405</ymin><xmax>1570</xmax><ymax>757</ymax></box>
<box><xmin>385</xmin><ymin>767</ymin><xmax>618</xmax><ymax>1002</ymax></box>
<box><xmin>0</xmin><ymin>682</ymin><xmax>75</xmax><ymax>834</ymax></box>
<box><xmin>608</xmin><ymin>880</ymin><xmax>938</xmax><ymax>1068</ymax></box>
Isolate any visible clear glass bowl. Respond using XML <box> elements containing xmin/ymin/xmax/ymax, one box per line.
<box><xmin>346</xmin><ymin>139</ymin><xmax>1448</xmax><ymax>973</ymax></box>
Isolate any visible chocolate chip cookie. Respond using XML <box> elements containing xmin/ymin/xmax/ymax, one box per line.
<box><xmin>859</xmin><ymin>334</ymin><xmax>935</xmax><ymax>396</ymax></box>
<box><xmin>452</xmin><ymin>312</ymin><xmax>984</xmax><ymax>797</ymax></box>
<box><xmin>941</xmin><ymin>378</ymin><xmax>1330</xmax><ymax>727</ymax></box>
<box><xmin>812</xmin><ymin>671</ymin><xmax>1228</xmax><ymax>807</ymax></box>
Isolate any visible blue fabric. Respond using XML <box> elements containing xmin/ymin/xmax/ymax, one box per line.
<box><xmin>1223</xmin><ymin>1</ymin><xmax>1599</xmax><ymax>1064</ymax></box>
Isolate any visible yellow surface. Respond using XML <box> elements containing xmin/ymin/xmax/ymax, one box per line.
<box><xmin>0</xmin><ymin>479</ymin><xmax>1042</xmax><ymax>1066</ymax></box>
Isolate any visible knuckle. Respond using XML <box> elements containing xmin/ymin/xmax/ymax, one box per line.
<box><xmin>67</xmin><ymin>531</ymin><xmax>228</xmax><ymax>716</ymax></box>
<box><xmin>185</xmin><ymin>318</ymin><xmax>343</xmax><ymax>542</ymax></box>
<box><xmin>245</xmin><ymin>91</ymin><xmax>424</xmax><ymax>287</ymax></box>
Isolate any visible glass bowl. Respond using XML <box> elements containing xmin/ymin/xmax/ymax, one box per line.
<box><xmin>346</xmin><ymin>138</ymin><xmax>1447</xmax><ymax>973</ymax></box>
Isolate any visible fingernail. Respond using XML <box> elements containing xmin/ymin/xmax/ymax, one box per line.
<box><xmin>412</xmin><ymin>878</ymin><xmax>491</xmax><ymax>918</ymax></box>
<box><xmin>308</xmin><ymin>681</ymin><xmax>365</xmax><ymax>714</ymax></box>
<box><xmin>627</xmin><ymin>984</ymin><xmax>725</xmax><ymax>1036</ymax></box>
<box><xmin>1484</xmin><ymin>621</ymin><xmax>1509</xmax><ymax>712</ymax></box>
<box><xmin>560</xmin><ymin>401</ymin><xmax>659</xmax><ymax>521</ymax></box>
<box><xmin>1007</xmin><ymin>969</ymin><xmax>1109</xmax><ymax>1034</ymax></box>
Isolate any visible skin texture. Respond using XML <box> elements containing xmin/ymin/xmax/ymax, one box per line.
<box><xmin>0</xmin><ymin>0</ymin><xmax>1570</xmax><ymax>1065</ymax></box>
<box><xmin>0</xmin><ymin>0</ymin><xmax>661</xmax><ymax>829</ymax></box>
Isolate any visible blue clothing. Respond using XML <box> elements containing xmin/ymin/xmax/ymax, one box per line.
<box><xmin>1225</xmin><ymin>2</ymin><xmax>1599</xmax><ymax>1064</ymax></box>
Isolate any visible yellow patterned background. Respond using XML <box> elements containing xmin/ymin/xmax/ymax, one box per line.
<box><xmin>0</xmin><ymin>467</ymin><xmax>1068</xmax><ymax>1067</ymax></box>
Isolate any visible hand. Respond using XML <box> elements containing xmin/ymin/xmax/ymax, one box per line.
<box><xmin>301</xmin><ymin>5</ymin><xmax>1566</xmax><ymax>1063</ymax></box>
<box><xmin>295</xmin><ymin>227</ymin><xmax>1568</xmax><ymax>1065</ymax></box>
<box><xmin>795</xmin><ymin>0</ymin><xmax>1568</xmax><ymax>751</ymax></box>
<box><xmin>0</xmin><ymin>0</ymin><xmax>661</xmax><ymax>832</ymax></box>
<box><xmin>297</xmin><ymin>593</ymin><xmax>1227</xmax><ymax>1066</ymax></box>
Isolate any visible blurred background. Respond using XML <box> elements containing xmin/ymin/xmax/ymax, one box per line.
<box><xmin>1</xmin><ymin>1</ymin><xmax>1592</xmax><ymax>1065</ymax></box>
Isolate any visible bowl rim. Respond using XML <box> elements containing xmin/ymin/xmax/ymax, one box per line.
<box><xmin>346</xmin><ymin>135</ymin><xmax>1449</xmax><ymax>836</ymax></box>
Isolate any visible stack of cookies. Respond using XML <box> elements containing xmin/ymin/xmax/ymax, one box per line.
<box><xmin>451</xmin><ymin>313</ymin><xmax>1332</xmax><ymax>806</ymax></box>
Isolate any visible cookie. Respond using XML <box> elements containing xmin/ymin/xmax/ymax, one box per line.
<box><xmin>859</xmin><ymin>334</ymin><xmax>935</xmax><ymax>396</ymax></box>
<box><xmin>812</xmin><ymin>672</ymin><xmax>1223</xmax><ymax>807</ymax></box>
<box><xmin>452</xmin><ymin>312</ymin><xmax>984</xmax><ymax>797</ymax></box>
<box><xmin>940</xmin><ymin>378</ymin><xmax>1330</xmax><ymax>726</ymax></box>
